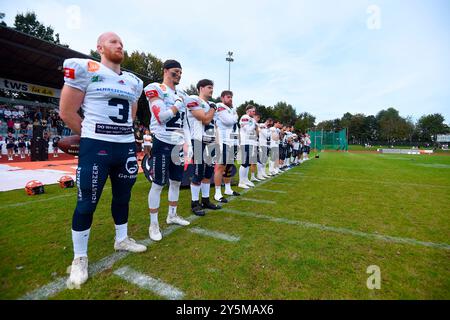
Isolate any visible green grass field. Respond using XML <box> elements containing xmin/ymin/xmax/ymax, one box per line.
<box><xmin>1</xmin><ymin>152</ymin><xmax>449</xmax><ymax>300</ymax></box>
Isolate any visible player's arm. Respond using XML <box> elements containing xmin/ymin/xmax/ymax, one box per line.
<box><xmin>217</xmin><ymin>107</ymin><xmax>236</xmax><ymax>126</ymax></box>
<box><xmin>190</xmin><ymin>107</ymin><xmax>215</xmax><ymax>125</ymax></box>
<box><xmin>59</xmin><ymin>84</ymin><xmax>84</xmax><ymax>136</ymax></box>
<box><xmin>149</xmin><ymin>96</ymin><xmax>181</xmax><ymax>124</ymax></box>
<box><xmin>131</xmin><ymin>102</ymin><xmax>138</xmax><ymax>121</ymax></box>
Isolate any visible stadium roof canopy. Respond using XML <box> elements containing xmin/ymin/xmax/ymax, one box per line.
<box><xmin>0</xmin><ymin>25</ymin><xmax>151</xmax><ymax>91</ymax></box>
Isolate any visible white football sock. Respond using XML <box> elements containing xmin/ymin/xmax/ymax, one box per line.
<box><xmin>168</xmin><ymin>206</ymin><xmax>177</xmax><ymax>218</ymax></box>
<box><xmin>191</xmin><ymin>184</ymin><xmax>201</xmax><ymax>201</ymax></box>
<box><xmin>225</xmin><ymin>183</ymin><xmax>233</xmax><ymax>194</ymax></box>
<box><xmin>201</xmin><ymin>182</ymin><xmax>210</xmax><ymax>198</ymax></box>
<box><xmin>72</xmin><ymin>229</ymin><xmax>90</xmax><ymax>259</ymax></box>
<box><xmin>150</xmin><ymin>212</ymin><xmax>158</xmax><ymax>225</ymax></box>
<box><xmin>215</xmin><ymin>186</ymin><xmax>223</xmax><ymax>199</ymax></box>
<box><xmin>114</xmin><ymin>223</ymin><xmax>128</xmax><ymax>242</ymax></box>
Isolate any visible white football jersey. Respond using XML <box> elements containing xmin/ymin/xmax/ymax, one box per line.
<box><xmin>258</xmin><ymin>123</ymin><xmax>270</xmax><ymax>147</ymax></box>
<box><xmin>304</xmin><ymin>136</ymin><xmax>311</xmax><ymax>146</ymax></box>
<box><xmin>269</xmin><ymin>127</ymin><xmax>280</xmax><ymax>147</ymax></box>
<box><xmin>185</xmin><ymin>95</ymin><xmax>216</xmax><ymax>143</ymax></box>
<box><xmin>215</xmin><ymin>103</ymin><xmax>239</xmax><ymax>146</ymax></box>
<box><xmin>239</xmin><ymin>114</ymin><xmax>258</xmax><ymax>146</ymax></box>
<box><xmin>144</xmin><ymin>83</ymin><xmax>189</xmax><ymax>145</ymax></box>
<box><xmin>63</xmin><ymin>58</ymin><xmax>143</xmax><ymax>143</ymax></box>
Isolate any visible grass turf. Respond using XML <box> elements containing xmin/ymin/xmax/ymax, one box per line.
<box><xmin>0</xmin><ymin>152</ymin><xmax>449</xmax><ymax>299</ymax></box>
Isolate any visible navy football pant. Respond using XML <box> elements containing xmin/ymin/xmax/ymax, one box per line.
<box><xmin>72</xmin><ymin>138</ymin><xmax>138</xmax><ymax>231</ymax></box>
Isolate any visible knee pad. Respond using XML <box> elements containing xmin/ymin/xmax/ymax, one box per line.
<box><xmin>148</xmin><ymin>183</ymin><xmax>164</xmax><ymax>209</ymax></box>
<box><xmin>168</xmin><ymin>179</ymin><xmax>181</xmax><ymax>202</ymax></box>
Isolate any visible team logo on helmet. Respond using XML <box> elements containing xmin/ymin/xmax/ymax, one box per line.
<box><xmin>25</xmin><ymin>180</ymin><xmax>45</xmax><ymax>195</ymax></box>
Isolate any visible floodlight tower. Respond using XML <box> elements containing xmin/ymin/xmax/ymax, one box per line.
<box><xmin>226</xmin><ymin>51</ymin><xmax>234</xmax><ymax>90</ymax></box>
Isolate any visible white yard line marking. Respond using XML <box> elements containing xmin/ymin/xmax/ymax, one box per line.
<box><xmin>238</xmin><ymin>197</ymin><xmax>276</xmax><ymax>204</ymax></box>
<box><xmin>19</xmin><ymin>215</ymin><xmax>200</xmax><ymax>300</ymax></box>
<box><xmin>114</xmin><ymin>266</ymin><xmax>184</xmax><ymax>300</ymax></box>
<box><xmin>278</xmin><ymin>175</ymin><xmax>450</xmax><ymax>189</ymax></box>
<box><xmin>188</xmin><ymin>227</ymin><xmax>240</xmax><ymax>242</ymax></box>
<box><xmin>18</xmin><ymin>169</ymin><xmax>293</xmax><ymax>300</ymax></box>
<box><xmin>256</xmin><ymin>188</ymin><xmax>287</xmax><ymax>194</ymax></box>
<box><xmin>221</xmin><ymin>208</ymin><xmax>450</xmax><ymax>251</ymax></box>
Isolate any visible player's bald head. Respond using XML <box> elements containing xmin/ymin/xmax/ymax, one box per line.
<box><xmin>97</xmin><ymin>32</ymin><xmax>121</xmax><ymax>46</ymax></box>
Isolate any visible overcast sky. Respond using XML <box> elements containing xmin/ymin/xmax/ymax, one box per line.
<box><xmin>2</xmin><ymin>0</ymin><xmax>450</xmax><ymax>123</ymax></box>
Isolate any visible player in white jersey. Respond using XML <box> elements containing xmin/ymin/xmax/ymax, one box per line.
<box><xmin>60</xmin><ymin>32</ymin><xmax>146</xmax><ymax>288</ymax></box>
<box><xmin>268</xmin><ymin>120</ymin><xmax>281</xmax><ymax>175</ymax></box>
<box><xmin>143</xmin><ymin>59</ymin><xmax>192</xmax><ymax>242</ymax></box>
<box><xmin>303</xmin><ymin>133</ymin><xmax>312</xmax><ymax>160</ymax></box>
<box><xmin>256</xmin><ymin>118</ymin><xmax>273</xmax><ymax>179</ymax></box>
<box><xmin>185</xmin><ymin>79</ymin><xmax>221</xmax><ymax>215</ymax></box>
<box><xmin>213</xmin><ymin>90</ymin><xmax>241</xmax><ymax>203</ymax></box>
<box><xmin>292</xmin><ymin>133</ymin><xmax>301</xmax><ymax>164</ymax></box>
<box><xmin>238</xmin><ymin>105</ymin><xmax>258</xmax><ymax>188</ymax></box>
<box><xmin>250</xmin><ymin>113</ymin><xmax>262</xmax><ymax>182</ymax></box>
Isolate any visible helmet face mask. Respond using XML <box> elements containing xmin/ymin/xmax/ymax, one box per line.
<box><xmin>25</xmin><ymin>180</ymin><xmax>45</xmax><ymax>195</ymax></box>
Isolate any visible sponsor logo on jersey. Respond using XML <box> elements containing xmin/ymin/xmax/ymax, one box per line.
<box><xmin>217</xmin><ymin>107</ymin><xmax>226</xmax><ymax>112</ymax></box>
<box><xmin>145</xmin><ymin>90</ymin><xmax>159</xmax><ymax>99</ymax></box>
<box><xmin>91</xmin><ymin>75</ymin><xmax>104</xmax><ymax>83</ymax></box>
<box><xmin>88</xmin><ymin>61</ymin><xmax>100</xmax><ymax>72</ymax></box>
<box><xmin>63</xmin><ymin>67</ymin><xmax>75</xmax><ymax>79</ymax></box>
<box><xmin>159</xmin><ymin>84</ymin><xmax>166</xmax><ymax>91</ymax></box>
<box><xmin>187</xmin><ymin>101</ymin><xmax>199</xmax><ymax>109</ymax></box>
<box><xmin>118</xmin><ymin>80</ymin><xmax>126</xmax><ymax>85</ymax></box>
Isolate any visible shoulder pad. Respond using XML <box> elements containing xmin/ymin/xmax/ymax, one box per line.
<box><xmin>144</xmin><ymin>83</ymin><xmax>165</xmax><ymax>100</ymax></box>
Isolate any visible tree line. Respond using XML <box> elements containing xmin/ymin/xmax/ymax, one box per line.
<box><xmin>2</xmin><ymin>11</ymin><xmax>449</xmax><ymax>144</ymax></box>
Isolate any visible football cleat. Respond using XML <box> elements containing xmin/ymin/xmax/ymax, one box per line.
<box><xmin>191</xmin><ymin>201</ymin><xmax>206</xmax><ymax>216</ymax></box>
<box><xmin>225</xmin><ymin>190</ymin><xmax>241</xmax><ymax>196</ymax></box>
<box><xmin>202</xmin><ymin>197</ymin><xmax>221</xmax><ymax>210</ymax></box>
<box><xmin>114</xmin><ymin>237</ymin><xmax>147</xmax><ymax>252</ymax></box>
<box><xmin>238</xmin><ymin>182</ymin><xmax>250</xmax><ymax>189</ymax></box>
<box><xmin>68</xmin><ymin>256</ymin><xmax>88</xmax><ymax>287</ymax></box>
<box><xmin>149</xmin><ymin>223</ymin><xmax>162</xmax><ymax>241</ymax></box>
<box><xmin>214</xmin><ymin>195</ymin><xmax>228</xmax><ymax>203</ymax></box>
<box><xmin>245</xmin><ymin>180</ymin><xmax>255</xmax><ymax>187</ymax></box>
<box><xmin>167</xmin><ymin>214</ymin><xmax>191</xmax><ymax>225</ymax></box>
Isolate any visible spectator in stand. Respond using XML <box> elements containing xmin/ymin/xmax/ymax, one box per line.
<box><xmin>17</xmin><ymin>133</ymin><xmax>26</xmax><ymax>159</ymax></box>
<box><xmin>143</xmin><ymin>129</ymin><xmax>152</xmax><ymax>156</ymax></box>
<box><xmin>7</xmin><ymin>118</ymin><xmax>14</xmax><ymax>134</ymax></box>
<box><xmin>52</xmin><ymin>134</ymin><xmax>61</xmax><ymax>157</ymax></box>
<box><xmin>0</xmin><ymin>134</ymin><xmax>3</xmax><ymax>159</ymax></box>
<box><xmin>6</xmin><ymin>131</ymin><xmax>15</xmax><ymax>161</ymax></box>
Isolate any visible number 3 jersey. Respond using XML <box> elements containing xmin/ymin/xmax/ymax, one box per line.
<box><xmin>144</xmin><ymin>83</ymin><xmax>190</xmax><ymax>145</ymax></box>
<box><xmin>63</xmin><ymin>58</ymin><xmax>143</xmax><ymax>143</ymax></box>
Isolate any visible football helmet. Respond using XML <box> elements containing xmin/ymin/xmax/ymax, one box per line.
<box><xmin>25</xmin><ymin>180</ymin><xmax>45</xmax><ymax>195</ymax></box>
<box><xmin>58</xmin><ymin>176</ymin><xmax>75</xmax><ymax>188</ymax></box>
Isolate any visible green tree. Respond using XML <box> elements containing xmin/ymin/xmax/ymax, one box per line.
<box><xmin>295</xmin><ymin>112</ymin><xmax>316</xmax><ymax>133</ymax></box>
<box><xmin>236</xmin><ymin>100</ymin><xmax>270</xmax><ymax>119</ymax></box>
<box><xmin>14</xmin><ymin>11</ymin><xmax>67</xmax><ymax>46</ymax></box>
<box><xmin>417</xmin><ymin>113</ymin><xmax>447</xmax><ymax>142</ymax></box>
<box><xmin>376</xmin><ymin>108</ymin><xmax>410</xmax><ymax>143</ymax></box>
<box><xmin>0</xmin><ymin>12</ymin><xmax>7</xmax><ymax>26</ymax></box>
<box><xmin>184</xmin><ymin>84</ymin><xmax>198</xmax><ymax>96</ymax></box>
<box><xmin>271</xmin><ymin>101</ymin><xmax>297</xmax><ymax>125</ymax></box>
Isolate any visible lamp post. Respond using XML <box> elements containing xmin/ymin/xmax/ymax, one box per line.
<box><xmin>226</xmin><ymin>51</ymin><xmax>234</xmax><ymax>90</ymax></box>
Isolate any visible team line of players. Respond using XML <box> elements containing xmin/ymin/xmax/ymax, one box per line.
<box><xmin>143</xmin><ymin>61</ymin><xmax>312</xmax><ymax>240</ymax></box>
<box><xmin>59</xmin><ymin>31</ymin><xmax>312</xmax><ymax>287</ymax></box>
